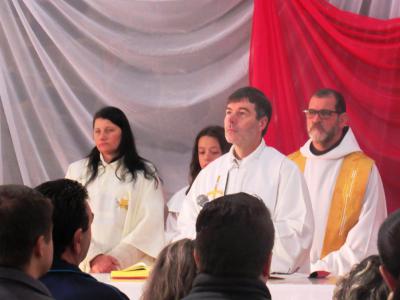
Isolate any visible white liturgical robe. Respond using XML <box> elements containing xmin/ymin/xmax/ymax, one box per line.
<box><xmin>299</xmin><ymin>128</ymin><xmax>387</xmax><ymax>275</ymax></box>
<box><xmin>177</xmin><ymin>140</ymin><xmax>314</xmax><ymax>274</ymax></box>
<box><xmin>66</xmin><ymin>156</ymin><xmax>165</xmax><ymax>271</ymax></box>
<box><xmin>165</xmin><ymin>186</ymin><xmax>187</xmax><ymax>242</ymax></box>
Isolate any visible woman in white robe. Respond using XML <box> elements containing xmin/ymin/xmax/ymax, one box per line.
<box><xmin>166</xmin><ymin>126</ymin><xmax>230</xmax><ymax>240</ymax></box>
<box><xmin>66</xmin><ymin>106</ymin><xmax>165</xmax><ymax>273</ymax></box>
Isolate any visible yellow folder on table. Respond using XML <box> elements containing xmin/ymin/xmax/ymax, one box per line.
<box><xmin>110</xmin><ymin>262</ymin><xmax>150</xmax><ymax>281</ymax></box>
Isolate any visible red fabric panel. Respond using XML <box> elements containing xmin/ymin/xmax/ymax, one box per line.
<box><xmin>250</xmin><ymin>0</ymin><xmax>400</xmax><ymax>212</ymax></box>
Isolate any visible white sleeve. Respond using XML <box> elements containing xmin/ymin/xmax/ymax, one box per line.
<box><xmin>108</xmin><ymin>243</ymin><xmax>151</xmax><ymax>269</ymax></box>
<box><xmin>65</xmin><ymin>162</ymin><xmax>76</xmax><ymax>180</ymax></box>
<box><xmin>165</xmin><ymin>211</ymin><xmax>179</xmax><ymax>243</ymax></box>
<box><xmin>271</xmin><ymin>159</ymin><xmax>314</xmax><ymax>274</ymax></box>
<box><xmin>113</xmin><ymin>177</ymin><xmax>166</xmax><ymax>262</ymax></box>
<box><xmin>311</xmin><ymin>165</ymin><xmax>387</xmax><ymax>275</ymax></box>
<box><xmin>176</xmin><ymin>179</ymin><xmax>203</xmax><ymax>240</ymax></box>
<box><xmin>65</xmin><ymin>160</ymin><xmax>86</xmax><ymax>184</ymax></box>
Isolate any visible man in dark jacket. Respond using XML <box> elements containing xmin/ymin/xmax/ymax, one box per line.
<box><xmin>36</xmin><ymin>179</ymin><xmax>128</xmax><ymax>300</ymax></box>
<box><xmin>0</xmin><ymin>185</ymin><xmax>54</xmax><ymax>300</ymax></box>
<box><xmin>183</xmin><ymin>192</ymin><xmax>274</xmax><ymax>300</ymax></box>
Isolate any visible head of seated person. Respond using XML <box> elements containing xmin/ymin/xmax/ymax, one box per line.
<box><xmin>0</xmin><ymin>184</ymin><xmax>53</xmax><ymax>278</ymax></box>
<box><xmin>333</xmin><ymin>255</ymin><xmax>389</xmax><ymax>300</ymax></box>
<box><xmin>195</xmin><ymin>192</ymin><xmax>274</xmax><ymax>280</ymax></box>
<box><xmin>378</xmin><ymin>209</ymin><xmax>400</xmax><ymax>298</ymax></box>
<box><xmin>140</xmin><ymin>238</ymin><xmax>196</xmax><ymax>300</ymax></box>
<box><xmin>0</xmin><ymin>185</ymin><xmax>53</xmax><ymax>299</ymax></box>
<box><xmin>35</xmin><ymin>179</ymin><xmax>127</xmax><ymax>300</ymax></box>
<box><xmin>36</xmin><ymin>179</ymin><xmax>128</xmax><ymax>298</ymax></box>
<box><xmin>35</xmin><ymin>179</ymin><xmax>92</xmax><ymax>265</ymax></box>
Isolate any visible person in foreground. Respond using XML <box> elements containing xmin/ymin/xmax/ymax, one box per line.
<box><xmin>178</xmin><ymin>86</ymin><xmax>313</xmax><ymax>273</ymax></box>
<box><xmin>289</xmin><ymin>88</ymin><xmax>387</xmax><ymax>275</ymax></box>
<box><xmin>66</xmin><ymin>106</ymin><xmax>165</xmax><ymax>272</ymax></box>
<box><xmin>183</xmin><ymin>192</ymin><xmax>274</xmax><ymax>300</ymax></box>
<box><xmin>0</xmin><ymin>184</ymin><xmax>54</xmax><ymax>300</ymax></box>
<box><xmin>333</xmin><ymin>255</ymin><xmax>389</xmax><ymax>300</ymax></box>
<box><xmin>36</xmin><ymin>179</ymin><xmax>128</xmax><ymax>300</ymax></box>
<box><xmin>166</xmin><ymin>125</ymin><xmax>230</xmax><ymax>240</ymax></box>
<box><xmin>378</xmin><ymin>209</ymin><xmax>400</xmax><ymax>300</ymax></box>
<box><xmin>140</xmin><ymin>238</ymin><xmax>197</xmax><ymax>300</ymax></box>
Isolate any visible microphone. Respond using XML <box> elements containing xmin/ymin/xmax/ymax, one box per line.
<box><xmin>196</xmin><ymin>194</ymin><xmax>209</xmax><ymax>207</ymax></box>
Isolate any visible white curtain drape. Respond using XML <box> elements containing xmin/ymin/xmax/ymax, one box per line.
<box><xmin>0</xmin><ymin>0</ymin><xmax>399</xmax><ymax>196</ymax></box>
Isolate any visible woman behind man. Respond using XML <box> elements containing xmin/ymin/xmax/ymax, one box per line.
<box><xmin>66</xmin><ymin>106</ymin><xmax>165</xmax><ymax>273</ymax></box>
<box><xmin>166</xmin><ymin>126</ymin><xmax>230</xmax><ymax>240</ymax></box>
<box><xmin>141</xmin><ymin>239</ymin><xmax>196</xmax><ymax>300</ymax></box>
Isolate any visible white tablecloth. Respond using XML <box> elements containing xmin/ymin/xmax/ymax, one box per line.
<box><xmin>93</xmin><ymin>273</ymin><xmax>335</xmax><ymax>300</ymax></box>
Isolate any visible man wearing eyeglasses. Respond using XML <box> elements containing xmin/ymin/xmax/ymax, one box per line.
<box><xmin>289</xmin><ymin>88</ymin><xmax>387</xmax><ymax>276</ymax></box>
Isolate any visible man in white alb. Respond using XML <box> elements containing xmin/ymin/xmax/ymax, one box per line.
<box><xmin>178</xmin><ymin>86</ymin><xmax>314</xmax><ymax>274</ymax></box>
<box><xmin>289</xmin><ymin>88</ymin><xmax>387</xmax><ymax>275</ymax></box>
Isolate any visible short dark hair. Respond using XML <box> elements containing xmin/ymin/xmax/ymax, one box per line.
<box><xmin>195</xmin><ymin>192</ymin><xmax>274</xmax><ymax>278</ymax></box>
<box><xmin>0</xmin><ymin>185</ymin><xmax>53</xmax><ymax>269</ymax></box>
<box><xmin>35</xmin><ymin>179</ymin><xmax>89</xmax><ymax>259</ymax></box>
<box><xmin>188</xmin><ymin>126</ymin><xmax>231</xmax><ymax>190</ymax></box>
<box><xmin>227</xmin><ymin>87</ymin><xmax>272</xmax><ymax>136</ymax></box>
<box><xmin>312</xmin><ymin>88</ymin><xmax>346</xmax><ymax>113</ymax></box>
<box><xmin>378</xmin><ymin>209</ymin><xmax>400</xmax><ymax>279</ymax></box>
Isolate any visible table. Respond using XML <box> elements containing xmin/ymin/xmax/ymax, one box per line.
<box><xmin>268</xmin><ymin>274</ymin><xmax>336</xmax><ymax>299</ymax></box>
<box><xmin>93</xmin><ymin>273</ymin><xmax>336</xmax><ymax>300</ymax></box>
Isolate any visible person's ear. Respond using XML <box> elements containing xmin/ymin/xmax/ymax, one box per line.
<box><xmin>193</xmin><ymin>249</ymin><xmax>200</xmax><ymax>269</ymax></box>
<box><xmin>72</xmin><ymin>228</ymin><xmax>83</xmax><ymax>255</ymax></box>
<box><xmin>33</xmin><ymin>235</ymin><xmax>48</xmax><ymax>258</ymax></box>
<box><xmin>259</xmin><ymin>116</ymin><xmax>268</xmax><ymax>134</ymax></box>
<box><xmin>30</xmin><ymin>234</ymin><xmax>52</xmax><ymax>278</ymax></box>
<box><xmin>261</xmin><ymin>253</ymin><xmax>272</xmax><ymax>281</ymax></box>
<box><xmin>380</xmin><ymin>265</ymin><xmax>397</xmax><ymax>291</ymax></box>
<box><xmin>339</xmin><ymin>112</ymin><xmax>348</xmax><ymax>128</ymax></box>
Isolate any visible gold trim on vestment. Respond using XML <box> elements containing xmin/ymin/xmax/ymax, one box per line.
<box><xmin>289</xmin><ymin>150</ymin><xmax>373</xmax><ymax>258</ymax></box>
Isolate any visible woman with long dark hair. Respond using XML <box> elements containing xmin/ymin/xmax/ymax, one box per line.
<box><xmin>166</xmin><ymin>126</ymin><xmax>230</xmax><ymax>240</ymax></box>
<box><xmin>66</xmin><ymin>106</ymin><xmax>165</xmax><ymax>273</ymax></box>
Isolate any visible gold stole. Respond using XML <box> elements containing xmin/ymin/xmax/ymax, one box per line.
<box><xmin>288</xmin><ymin>150</ymin><xmax>373</xmax><ymax>258</ymax></box>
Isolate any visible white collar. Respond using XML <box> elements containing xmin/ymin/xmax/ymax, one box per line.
<box><xmin>300</xmin><ymin>128</ymin><xmax>361</xmax><ymax>160</ymax></box>
<box><xmin>228</xmin><ymin>139</ymin><xmax>266</xmax><ymax>167</ymax></box>
<box><xmin>99</xmin><ymin>153</ymin><xmax>121</xmax><ymax>169</ymax></box>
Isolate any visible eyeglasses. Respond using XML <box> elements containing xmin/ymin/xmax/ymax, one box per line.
<box><xmin>303</xmin><ymin>109</ymin><xmax>340</xmax><ymax>119</ymax></box>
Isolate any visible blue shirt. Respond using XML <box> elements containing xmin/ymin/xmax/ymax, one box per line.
<box><xmin>40</xmin><ymin>259</ymin><xmax>128</xmax><ymax>300</ymax></box>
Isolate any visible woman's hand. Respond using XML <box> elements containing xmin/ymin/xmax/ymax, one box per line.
<box><xmin>90</xmin><ymin>254</ymin><xmax>120</xmax><ymax>273</ymax></box>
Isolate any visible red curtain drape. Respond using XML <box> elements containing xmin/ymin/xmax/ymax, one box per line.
<box><xmin>250</xmin><ymin>0</ymin><xmax>400</xmax><ymax>212</ymax></box>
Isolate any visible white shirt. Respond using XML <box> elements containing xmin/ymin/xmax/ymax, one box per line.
<box><xmin>66</xmin><ymin>156</ymin><xmax>165</xmax><ymax>270</ymax></box>
<box><xmin>178</xmin><ymin>140</ymin><xmax>314</xmax><ymax>273</ymax></box>
<box><xmin>165</xmin><ymin>186</ymin><xmax>187</xmax><ymax>242</ymax></box>
<box><xmin>300</xmin><ymin>128</ymin><xmax>387</xmax><ymax>275</ymax></box>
